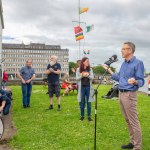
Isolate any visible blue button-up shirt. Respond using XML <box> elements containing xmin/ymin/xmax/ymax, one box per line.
<box><xmin>19</xmin><ymin>66</ymin><xmax>35</xmax><ymax>81</ymax></box>
<box><xmin>112</xmin><ymin>56</ymin><xmax>145</xmax><ymax>91</ymax></box>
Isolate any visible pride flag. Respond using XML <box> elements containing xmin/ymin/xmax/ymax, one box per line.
<box><xmin>74</xmin><ymin>26</ymin><xmax>84</xmax><ymax>41</ymax></box>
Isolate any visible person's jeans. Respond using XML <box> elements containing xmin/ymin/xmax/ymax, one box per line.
<box><xmin>22</xmin><ymin>83</ymin><xmax>32</xmax><ymax>107</ymax></box>
<box><xmin>2</xmin><ymin>81</ymin><xmax>6</xmax><ymax>89</ymax></box>
<box><xmin>2</xmin><ymin>96</ymin><xmax>11</xmax><ymax>115</ymax></box>
<box><xmin>80</xmin><ymin>86</ymin><xmax>91</xmax><ymax>117</ymax></box>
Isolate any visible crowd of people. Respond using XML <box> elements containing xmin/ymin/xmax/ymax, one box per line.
<box><xmin>0</xmin><ymin>42</ymin><xmax>145</xmax><ymax>150</ymax></box>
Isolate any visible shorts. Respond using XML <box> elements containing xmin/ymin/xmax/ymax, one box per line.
<box><xmin>61</xmin><ymin>83</ymin><xmax>69</xmax><ymax>89</ymax></box>
<box><xmin>48</xmin><ymin>82</ymin><xmax>60</xmax><ymax>97</ymax></box>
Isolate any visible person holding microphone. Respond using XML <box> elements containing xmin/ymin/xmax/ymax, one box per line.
<box><xmin>102</xmin><ymin>42</ymin><xmax>144</xmax><ymax>150</ymax></box>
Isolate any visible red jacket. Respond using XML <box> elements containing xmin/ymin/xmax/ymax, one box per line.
<box><xmin>3</xmin><ymin>72</ymin><xmax>8</xmax><ymax>81</ymax></box>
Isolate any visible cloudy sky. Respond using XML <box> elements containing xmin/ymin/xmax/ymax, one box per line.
<box><xmin>2</xmin><ymin>0</ymin><xmax>150</xmax><ymax>72</ymax></box>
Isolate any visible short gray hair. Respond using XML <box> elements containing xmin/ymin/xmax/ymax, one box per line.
<box><xmin>124</xmin><ymin>42</ymin><xmax>136</xmax><ymax>53</ymax></box>
<box><xmin>50</xmin><ymin>55</ymin><xmax>58</xmax><ymax>60</ymax></box>
<box><xmin>26</xmin><ymin>58</ymin><xmax>33</xmax><ymax>63</ymax></box>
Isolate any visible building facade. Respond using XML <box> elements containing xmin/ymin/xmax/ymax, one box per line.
<box><xmin>2</xmin><ymin>43</ymin><xmax>69</xmax><ymax>79</ymax></box>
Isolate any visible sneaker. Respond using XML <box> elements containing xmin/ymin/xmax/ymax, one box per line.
<box><xmin>49</xmin><ymin>105</ymin><xmax>53</xmax><ymax>110</ymax></box>
<box><xmin>80</xmin><ymin>116</ymin><xmax>84</xmax><ymax>121</ymax></box>
<box><xmin>121</xmin><ymin>143</ymin><xmax>134</xmax><ymax>149</ymax></box>
<box><xmin>88</xmin><ymin>117</ymin><xmax>93</xmax><ymax>122</ymax></box>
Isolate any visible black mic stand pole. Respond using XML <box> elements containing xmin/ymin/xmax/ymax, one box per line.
<box><xmin>94</xmin><ymin>67</ymin><xmax>109</xmax><ymax>150</ymax></box>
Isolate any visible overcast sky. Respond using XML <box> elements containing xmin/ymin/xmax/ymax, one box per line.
<box><xmin>2</xmin><ymin>0</ymin><xmax>150</xmax><ymax>72</ymax></box>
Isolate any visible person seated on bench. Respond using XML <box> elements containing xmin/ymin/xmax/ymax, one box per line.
<box><xmin>0</xmin><ymin>90</ymin><xmax>11</xmax><ymax>115</ymax></box>
<box><xmin>102</xmin><ymin>82</ymin><xmax>119</xmax><ymax>99</ymax></box>
<box><xmin>62</xmin><ymin>73</ymin><xmax>73</xmax><ymax>96</ymax></box>
<box><xmin>2</xmin><ymin>87</ymin><xmax>13</xmax><ymax>101</ymax></box>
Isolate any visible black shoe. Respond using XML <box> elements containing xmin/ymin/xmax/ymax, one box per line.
<box><xmin>121</xmin><ymin>143</ymin><xmax>134</xmax><ymax>149</ymax></box>
<box><xmin>88</xmin><ymin>117</ymin><xmax>93</xmax><ymax>122</ymax></box>
<box><xmin>57</xmin><ymin>107</ymin><xmax>61</xmax><ymax>111</ymax></box>
<box><xmin>80</xmin><ymin>116</ymin><xmax>84</xmax><ymax>121</ymax></box>
<box><xmin>49</xmin><ymin>105</ymin><xmax>53</xmax><ymax>110</ymax></box>
<box><xmin>23</xmin><ymin>105</ymin><xmax>27</xmax><ymax>108</ymax></box>
<box><xmin>57</xmin><ymin>105</ymin><xmax>61</xmax><ymax>111</ymax></box>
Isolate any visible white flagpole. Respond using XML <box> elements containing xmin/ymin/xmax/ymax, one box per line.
<box><xmin>78</xmin><ymin>0</ymin><xmax>81</xmax><ymax>59</ymax></box>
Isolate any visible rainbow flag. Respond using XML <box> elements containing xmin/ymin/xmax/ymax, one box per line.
<box><xmin>74</xmin><ymin>26</ymin><xmax>84</xmax><ymax>41</ymax></box>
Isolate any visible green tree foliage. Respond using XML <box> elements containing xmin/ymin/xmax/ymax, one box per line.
<box><xmin>93</xmin><ymin>66</ymin><xmax>116</xmax><ymax>75</ymax></box>
<box><xmin>69</xmin><ymin>62</ymin><xmax>77</xmax><ymax>75</ymax></box>
<box><xmin>93</xmin><ymin>66</ymin><xmax>105</xmax><ymax>74</ymax></box>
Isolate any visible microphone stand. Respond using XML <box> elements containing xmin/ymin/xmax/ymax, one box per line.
<box><xmin>93</xmin><ymin>67</ymin><xmax>109</xmax><ymax>150</ymax></box>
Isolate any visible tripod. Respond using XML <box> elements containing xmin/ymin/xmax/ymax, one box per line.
<box><xmin>93</xmin><ymin>69</ymin><xmax>108</xmax><ymax>150</ymax></box>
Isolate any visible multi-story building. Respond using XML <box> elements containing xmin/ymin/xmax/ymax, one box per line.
<box><xmin>2</xmin><ymin>43</ymin><xmax>69</xmax><ymax>79</ymax></box>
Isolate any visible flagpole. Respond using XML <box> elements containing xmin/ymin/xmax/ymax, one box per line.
<box><xmin>78</xmin><ymin>0</ymin><xmax>80</xmax><ymax>59</ymax></box>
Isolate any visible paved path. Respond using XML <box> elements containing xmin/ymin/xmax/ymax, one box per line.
<box><xmin>0</xmin><ymin>111</ymin><xmax>16</xmax><ymax>150</ymax></box>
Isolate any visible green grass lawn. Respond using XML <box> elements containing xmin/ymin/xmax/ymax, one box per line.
<box><xmin>9</xmin><ymin>85</ymin><xmax>150</xmax><ymax>150</ymax></box>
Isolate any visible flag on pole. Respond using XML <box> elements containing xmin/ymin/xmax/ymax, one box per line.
<box><xmin>83</xmin><ymin>50</ymin><xmax>90</xmax><ymax>55</ymax></box>
<box><xmin>83</xmin><ymin>50</ymin><xmax>86</xmax><ymax>54</ymax></box>
<box><xmin>74</xmin><ymin>26</ymin><xmax>84</xmax><ymax>41</ymax></box>
<box><xmin>86</xmin><ymin>25</ymin><xmax>94</xmax><ymax>33</ymax></box>
<box><xmin>75</xmin><ymin>33</ymin><xmax>84</xmax><ymax>41</ymax></box>
<box><xmin>79</xmin><ymin>8</ymin><xmax>89</xmax><ymax>14</ymax></box>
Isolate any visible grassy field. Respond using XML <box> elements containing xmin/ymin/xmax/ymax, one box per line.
<box><xmin>9</xmin><ymin>85</ymin><xmax>150</xmax><ymax>150</ymax></box>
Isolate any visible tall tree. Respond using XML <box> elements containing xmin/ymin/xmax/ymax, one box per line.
<box><xmin>69</xmin><ymin>62</ymin><xmax>77</xmax><ymax>75</ymax></box>
<box><xmin>93</xmin><ymin>66</ymin><xmax>115</xmax><ymax>75</ymax></box>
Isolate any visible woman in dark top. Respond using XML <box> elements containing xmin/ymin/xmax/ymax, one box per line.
<box><xmin>76</xmin><ymin>57</ymin><xmax>95</xmax><ymax>121</ymax></box>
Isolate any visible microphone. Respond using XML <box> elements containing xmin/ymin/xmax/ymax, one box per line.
<box><xmin>104</xmin><ymin>55</ymin><xmax>118</xmax><ymax>66</ymax></box>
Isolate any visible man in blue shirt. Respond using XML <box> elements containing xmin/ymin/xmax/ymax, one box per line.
<box><xmin>102</xmin><ymin>42</ymin><xmax>144</xmax><ymax>150</ymax></box>
<box><xmin>45</xmin><ymin>55</ymin><xmax>61</xmax><ymax>111</ymax></box>
<box><xmin>17</xmin><ymin>59</ymin><xmax>36</xmax><ymax>108</ymax></box>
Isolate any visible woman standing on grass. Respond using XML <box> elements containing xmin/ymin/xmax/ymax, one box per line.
<box><xmin>76</xmin><ymin>57</ymin><xmax>95</xmax><ymax>121</ymax></box>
